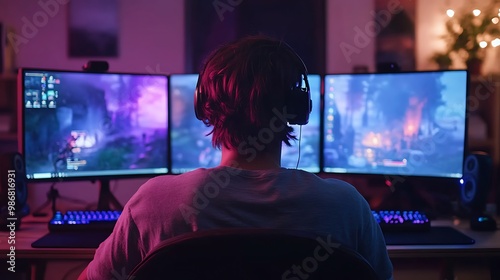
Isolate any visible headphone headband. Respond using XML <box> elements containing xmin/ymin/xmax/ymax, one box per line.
<box><xmin>194</xmin><ymin>39</ymin><xmax>312</xmax><ymax>125</ymax></box>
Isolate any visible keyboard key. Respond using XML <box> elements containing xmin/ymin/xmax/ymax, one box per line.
<box><xmin>372</xmin><ymin>210</ymin><xmax>430</xmax><ymax>232</ymax></box>
<box><xmin>49</xmin><ymin>210</ymin><xmax>122</xmax><ymax>232</ymax></box>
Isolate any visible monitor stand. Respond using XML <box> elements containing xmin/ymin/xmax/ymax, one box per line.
<box><xmin>32</xmin><ymin>183</ymin><xmax>88</xmax><ymax>217</ymax></box>
<box><xmin>96</xmin><ymin>179</ymin><xmax>123</xmax><ymax>211</ymax></box>
<box><xmin>377</xmin><ymin>177</ymin><xmax>433</xmax><ymax>212</ymax></box>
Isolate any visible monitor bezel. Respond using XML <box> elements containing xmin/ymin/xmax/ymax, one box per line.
<box><xmin>320</xmin><ymin>69</ymin><xmax>470</xmax><ymax>180</ymax></box>
<box><xmin>167</xmin><ymin>73</ymin><xmax>200</xmax><ymax>175</ymax></box>
<box><xmin>18</xmin><ymin>67</ymin><xmax>170</xmax><ymax>182</ymax></box>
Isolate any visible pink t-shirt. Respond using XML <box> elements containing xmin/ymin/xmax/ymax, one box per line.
<box><xmin>87</xmin><ymin>166</ymin><xmax>393</xmax><ymax>280</ymax></box>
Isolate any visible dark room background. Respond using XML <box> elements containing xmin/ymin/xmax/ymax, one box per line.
<box><xmin>185</xmin><ymin>0</ymin><xmax>326</xmax><ymax>74</ymax></box>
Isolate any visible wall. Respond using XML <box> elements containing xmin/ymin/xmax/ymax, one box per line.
<box><xmin>327</xmin><ymin>0</ymin><xmax>376</xmax><ymax>73</ymax></box>
<box><xmin>415</xmin><ymin>0</ymin><xmax>447</xmax><ymax>70</ymax></box>
<box><xmin>0</xmin><ymin>0</ymin><xmax>184</xmax><ymax>74</ymax></box>
<box><xmin>329</xmin><ymin>0</ymin><xmax>443</xmax><ymax>73</ymax></box>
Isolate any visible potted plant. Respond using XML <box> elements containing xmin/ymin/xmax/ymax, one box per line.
<box><xmin>441</xmin><ymin>3</ymin><xmax>500</xmax><ymax>75</ymax></box>
<box><xmin>431</xmin><ymin>52</ymin><xmax>452</xmax><ymax>69</ymax></box>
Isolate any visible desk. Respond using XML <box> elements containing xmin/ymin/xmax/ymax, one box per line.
<box><xmin>387</xmin><ymin>219</ymin><xmax>500</xmax><ymax>280</ymax></box>
<box><xmin>1</xmin><ymin>218</ymin><xmax>499</xmax><ymax>280</ymax></box>
<box><xmin>387</xmin><ymin>219</ymin><xmax>500</xmax><ymax>258</ymax></box>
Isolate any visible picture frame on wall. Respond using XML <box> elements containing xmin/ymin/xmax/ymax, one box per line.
<box><xmin>68</xmin><ymin>0</ymin><xmax>119</xmax><ymax>57</ymax></box>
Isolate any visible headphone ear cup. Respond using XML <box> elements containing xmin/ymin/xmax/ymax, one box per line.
<box><xmin>286</xmin><ymin>88</ymin><xmax>311</xmax><ymax>125</ymax></box>
<box><xmin>194</xmin><ymin>77</ymin><xmax>205</xmax><ymax>121</ymax></box>
<box><xmin>194</xmin><ymin>88</ymin><xmax>203</xmax><ymax>121</ymax></box>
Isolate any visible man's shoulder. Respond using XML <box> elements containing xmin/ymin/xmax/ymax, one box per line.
<box><xmin>289</xmin><ymin>170</ymin><xmax>356</xmax><ymax>189</ymax></box>
<box><xmin>146</xmin><ymin>168</ymin><xmax>211</xmax><ymax>184</ymax></box>
<box><xmin>286</xmin><ymin>170</ymin><xmax>364</xmax><ymax>200</ymax></box>
<box><xmin>131</xmin><ymin>169</ymin><xmax>212</xmax><ymax>197</ymax></box>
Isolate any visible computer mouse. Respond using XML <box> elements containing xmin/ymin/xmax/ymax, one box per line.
<box><xmin>470</xmin><ymin>215</ymin><xmax>498</xmax><ymax>231</ymax></box>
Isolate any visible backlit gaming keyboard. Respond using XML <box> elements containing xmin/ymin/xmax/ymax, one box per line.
<box><xmin>49</xmin><ymin>210</ymin><xmax>122</xmax><ymax>232</ymax></box>
<box><xmin>49</xmin><ymin>210</ymin><xmax>429</xmax><ymax>232</ymax></box>
<box><xmin>372</xmin><ymin>210</ymin><xmax>430</xmax><ymax>232</ymax></box>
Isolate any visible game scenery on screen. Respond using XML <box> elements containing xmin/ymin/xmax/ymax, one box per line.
<box><xmin>323</xmin><ymin>71</ymin><xmax>467</xmax><ymax>178</ymax></box>
<box><xmin>169</xmin><ymin>74</ymin><xmax>321</xmax><ymax>173</ymax></box>
<box><xmin>22</xmin><ymin>70</ymin><xmax>169</xmax><ymax>179</ymax></box>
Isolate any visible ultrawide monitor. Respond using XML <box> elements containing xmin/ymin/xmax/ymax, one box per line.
<box><xmin>323</xmin><ymin>70</ymin><xmax>468</xmax><ymax>178</ymax></box>
<box><xmin>169</xmin><ymin>74</ymin><xmax>321</xmax><ymax>173</ymax></box>
<box><xmin>19</xmin><ymin>69</ymin><xmax>169</xmax><ymax>180</ymax></box>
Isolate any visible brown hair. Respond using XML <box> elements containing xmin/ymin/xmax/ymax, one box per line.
<box><xmin>196</xmin><ymin>35</ymin><xmax>307</xmax><ymax>150</ymax></box>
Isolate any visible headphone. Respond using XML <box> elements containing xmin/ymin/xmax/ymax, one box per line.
<box><xmin>194</xmin><ymin>41</ymin><xmax>312</xmax><ymax>125</ymax></box>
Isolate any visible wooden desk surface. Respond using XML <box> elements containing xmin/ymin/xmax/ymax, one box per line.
<box><xmin>1</xmin><ymin>217</ymin><xmax>499</xmax><ymax>261</ymax></box>
<box><xmin>386</xmin><ymin>219</ymin><xmax>500</xmax><ymax>258</ymax></box>
<box><xmin>0</xmin><ymin>216</ymin><xmax>96</xmax><ymax>260</ymax></box>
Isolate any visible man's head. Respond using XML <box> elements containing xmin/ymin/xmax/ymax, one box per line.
<box><xmin>194</xmin><ymin>35</ymin><xmax>311</xmax><ymax>151</ymax></box>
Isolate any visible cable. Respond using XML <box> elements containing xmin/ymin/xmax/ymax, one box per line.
<box><xmin>295</xmin><ymin>125</ymin><xmax>303</xmax><ymax>169</ymax></box>
<box><xmin>32</xmin><ymin>182</ymin><xmax>57</xmax><ymax>216</ymax></box>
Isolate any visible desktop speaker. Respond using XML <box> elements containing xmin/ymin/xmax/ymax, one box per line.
<box><xmin>0</xmin><ymin>152</ymin><xmax>29</xmax><ymax>230</ymax></box>
<box><xmin>460</xmin><ymin>152</ymin><xmax>492</xmax><ymax>214</ymax></box>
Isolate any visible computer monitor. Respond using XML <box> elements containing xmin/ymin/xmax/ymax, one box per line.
<box><xmin>323</xmin><ymin>70</ymin><xmax>468</xmax><ymax>179</ymax></box>
<box><xmin>169</xmin><ymin>74</ymin><xmax>321</xmax><ymax>173</ymax></box>
<box><xmin>18</xmin><ymin>68</ymin><xmax>169</xmax><ymax>208</ymax></box>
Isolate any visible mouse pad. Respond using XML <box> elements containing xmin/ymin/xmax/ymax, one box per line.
<box><xmin>32</xmin><ymin>231</ymin><xmax>112</xmax><ymax>248</ymax></box>
<box><xmin>383</xmin><ymin>226</ymin><xmax>475</xmax><ymax>245</ymax></box>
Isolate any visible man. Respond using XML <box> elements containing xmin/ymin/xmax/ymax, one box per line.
<box><xmin>79</xmin><ymin>35</ymin><xmax>393</xmax><ymax>280</ymax></box>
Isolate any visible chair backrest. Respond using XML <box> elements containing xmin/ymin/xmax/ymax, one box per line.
<box><xmin>127</xmin><ymin>228</ymin><xmax>380</xmax><ymax>280</ymax></box>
